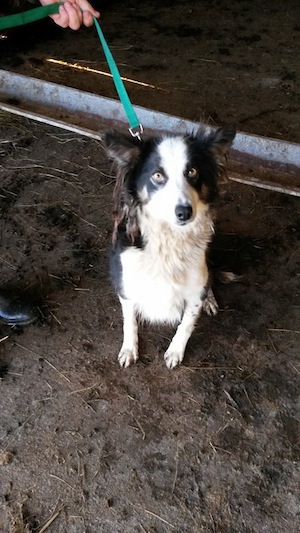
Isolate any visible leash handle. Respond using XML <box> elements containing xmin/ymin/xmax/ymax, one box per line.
<box><xmin>93</xmin><ymin>17</ymin><xmax>143</xmax><ymax>139</ymax></box>
<box><xmin>0</xmin><ymin>3</ymin><xmax>63</xmax><ymax>30</ymax></box>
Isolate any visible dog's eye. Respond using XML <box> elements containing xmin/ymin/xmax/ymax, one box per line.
<box><xmin>152</xmin><ymin>172</ymin><xmax>166</xmax><ymax>184</ymax></box>
<box><xmin>187</xmin><ymin>167</ymin><xmax>199</xmax><ymax>180</ymax></box>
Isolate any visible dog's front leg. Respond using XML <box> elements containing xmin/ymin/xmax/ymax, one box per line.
<box><xmin>164</xmin><ymin>294</ymin><xmax>203</xmax><ymax>369</ymax></box>
<box><xmin>118</xmin><ymin>297</ymin><xmax>139</xmax><ymax>368</ymax></box>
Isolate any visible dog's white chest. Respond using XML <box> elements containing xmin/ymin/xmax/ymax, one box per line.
<box><xmin>120</xmin><ymin>248</ymin><xmax>184</xmax><ymax>323</ymax></box>
<box><xmin>120</xmin><ymin>231</ymin><xmax>209</xmax><ymax>324</ymax></box>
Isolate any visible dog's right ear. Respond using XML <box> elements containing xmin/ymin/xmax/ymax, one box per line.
<box><xmin>102</xmin><ymin>130</ymin><xmax>142</xmax><ymax>245</ymax></box>
<box><xmin>102</xmin><ymin>130</ymin><xmax>142</xmax><ymax>168</ymax></box>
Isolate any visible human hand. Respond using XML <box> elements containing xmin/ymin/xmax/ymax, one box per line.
<box><xmin>39</xmin><ymin>0</ymin><xmax>100</xmax><ymax>30</ymax></box>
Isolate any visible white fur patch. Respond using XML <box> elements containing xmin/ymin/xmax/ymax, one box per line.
<box><xmin>158</xmin><ymin>137</ymin><xmax>188</xmax><ymax>180</ymax></box>
<box><xmin>121</xmin><ymin>210</ymin><xmax>213</xmax><ymax>324</ymax></box>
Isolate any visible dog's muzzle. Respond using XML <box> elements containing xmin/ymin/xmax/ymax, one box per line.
<box><xmin>175</xmin><ymin>203</ymin><xmax>193</xmax><ymax>224</ymax></box>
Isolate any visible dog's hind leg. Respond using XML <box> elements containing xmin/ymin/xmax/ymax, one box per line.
<box><xmin>202</xmin><ymin>270</ymin><xmax>241</xmax><ymax>316</ymax></box>
<box><xmin>202</xmin><ymin>287</ymin><xmax>218</xmax><ymax>316</ymax></box>
<box><xmin>164</xmin><ymin>294</ymin><xmax>204</xmax><ymax>369</ymax></box>
<box><xmin>118</xmin><ymin>297</ymin><xmax>139</xmax><ymax>368</ymax></box>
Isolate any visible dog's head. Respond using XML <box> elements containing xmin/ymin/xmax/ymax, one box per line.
<box><xmin>103</xmin><ymin>125</ymin><xmax>236</xmax><ymax>242</ymax></box>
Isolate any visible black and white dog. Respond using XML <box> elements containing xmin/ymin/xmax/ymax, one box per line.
<box><xmin>103</xmin><ymin>125</ymin><xmax>236</xmax><ymax>368</ymax></box>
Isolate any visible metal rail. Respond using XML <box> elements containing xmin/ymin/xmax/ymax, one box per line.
<box><xmin>0</xmin><ymin>69</ymin><xmax>299</xmax><ymax>196</ymax></box>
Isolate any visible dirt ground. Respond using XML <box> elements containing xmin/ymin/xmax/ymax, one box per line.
<box><xmin>0</xmin><ymin>1</ymin><xmax>300</xmax><ymax>533</ymax></box>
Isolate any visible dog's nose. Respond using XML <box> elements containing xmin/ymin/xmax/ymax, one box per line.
<box><xmin>175</xmin><ymin>204</ymin><xmax>193</xmax><ymax>222</ymax></box>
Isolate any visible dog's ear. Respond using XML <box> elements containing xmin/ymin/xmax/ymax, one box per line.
<box><xmin>206</xmin><ymin>125</ymin><xmax>236</xmax><ymax>166</ymax></box>
<box><xmin>102</xmin><ymin>129</ymin><xmax>141</xmax><ymax>168</ymax></box>
<box><xmin>103</xmin><ymin>130</ymin><xmax>141</xmax><ymax>245</ymax></box>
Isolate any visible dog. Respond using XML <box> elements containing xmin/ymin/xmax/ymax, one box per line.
<box><xmin>103</xmin><ymin>125</ymin><xmax>236</xmax><ymax>368</ymax></box>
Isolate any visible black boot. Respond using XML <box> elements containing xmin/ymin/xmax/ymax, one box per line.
<box><xmin>0</xmin><ymin>291</ymin><xmax>39</xmax><ymax>326</ymax></box>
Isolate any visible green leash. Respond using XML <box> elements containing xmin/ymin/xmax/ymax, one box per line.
<box><xmin>0</xmin><ymin>3</ymin><xmax>143</xmax><ymax>139</ymax></box>
<box><xmin>92</xmin><ymin>17</ymin><xmax>143</xmax><ymax>139</ymax></box>
<box><xmin>0</xmin><ymin>3</ymin><xmax>63</xmax><ymax>30</ymax></box>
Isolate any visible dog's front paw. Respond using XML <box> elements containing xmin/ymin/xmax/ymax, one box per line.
<box><xmin>118</xmin><ymin>347</ymin><xmax>138</xmax><ymax>368</ymax></box>
<box><xmin>202</xmin><ymin>288</ymin><xmax>218</xmax><ymax>316</ymax></box>
<box><xmin>164</xmin><ymin>349</ymin><xmax>184</xmax><ymax>369</ymax></box>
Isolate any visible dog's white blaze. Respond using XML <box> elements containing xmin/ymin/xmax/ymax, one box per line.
<box><xmin>158</xmin><ymin>136</ymin><xmax>187</xmax><ymax>179</ymax></box>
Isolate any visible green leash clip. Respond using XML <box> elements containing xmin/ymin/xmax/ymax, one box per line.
<box><xmin>0</xmin><ymin>3</ymin><xmax>143</xmax><ymax>139</ymax></box>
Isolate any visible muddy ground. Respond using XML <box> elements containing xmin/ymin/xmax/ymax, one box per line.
<box><xmin>0</xmin><ymin>114</ymin><xmax>299</xmax><ymax>533</ymax></box>
<box><xmin>0</xmin><ymin>1</ymin><xmax>300</xmax><ymax>533</ymax></box>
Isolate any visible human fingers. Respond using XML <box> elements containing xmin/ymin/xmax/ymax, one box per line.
<box><xmin>73</xmin><ymin>0</ymin><xmax>100</xmax><ymax>19</ymax></box>
<box><xmin>62</xmin><ymin>1</ymin><xmax>83</xmax><ymax>30</ymax></box>
<box><xmin>44</xmin><ymin>0</ymin><xmax>99</xmax><ymax>29</ymax></box>
<box><xmin>50</xmin><ymin>5</ymin><xmax>70</xmax><ymax>28</ymax></box>
<box><xmin>82</xmin><ymin>10</ymin><xmax>95</xmax><ymax>27</ymax></box>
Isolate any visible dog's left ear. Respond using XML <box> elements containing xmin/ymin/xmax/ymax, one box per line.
<box><xmin>207</xmin><ymin>125</ymin><xmax>236</xmax><ymax>166</ymax></box>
